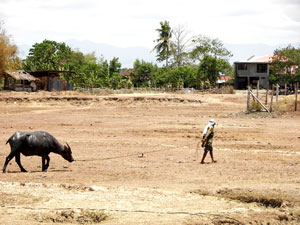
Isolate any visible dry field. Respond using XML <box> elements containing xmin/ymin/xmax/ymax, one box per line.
<box><xmin>0</xmin><ymin>90</ymin><xmax>299</xmax><ymax>225</ymax></box>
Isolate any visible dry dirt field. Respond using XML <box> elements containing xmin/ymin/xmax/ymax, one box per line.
<box><xmin>0</xmin><ymin>90</ymin><xmax>299</xmax><ymax>225</ymax></box>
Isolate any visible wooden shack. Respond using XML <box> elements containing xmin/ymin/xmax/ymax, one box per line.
<box><xmin>29</xmin><ymin>70</ymin><xmax>73</xmax><ymax>91</ymax></box>
<box><xmin>3</xmin><ymin>70</ymin><xmax>38</xmax><ymax>91</ymax></box>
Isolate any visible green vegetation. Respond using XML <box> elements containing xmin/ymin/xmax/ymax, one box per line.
<box><xmin>153</xmin><ymin>20</ymin><xmax>172</xmax><ymax>67</ymax></box>
<box><xmin>24</xmin><ymin>40</ymin><xmax>72</xmax><ymax>72</ymax></box>
<box><xmin>269</xmin><ymin>45</ymin><xmax>300</xmax><ymax>84</ymax></box>
<box><xmin>1</xmin><ymin>20</ymin><xmax>236</xmax><ymax>89</ymax></box>
<box><xmin>3</xmin><ymin>20</ymin><xmax>300</xmax><ymax>91</ymax></box>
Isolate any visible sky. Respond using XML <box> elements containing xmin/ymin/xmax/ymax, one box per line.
<box><xmin>0</xmin><ymin>0</ymin><xmax>299</xmax><ymax>61</ymax></box>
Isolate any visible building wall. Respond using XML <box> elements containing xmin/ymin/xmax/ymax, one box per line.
<box><xmin>234</xmin><ymin>63</ymin><xmax>269</xmax><ymax>89</ymax></box>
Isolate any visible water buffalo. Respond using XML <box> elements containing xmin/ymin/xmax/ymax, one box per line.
<box><xmin>2</xmin><ymin>131</ymin><xmax>74</xmax><ymax>173</ymax></box>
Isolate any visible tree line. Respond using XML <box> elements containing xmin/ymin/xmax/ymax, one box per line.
<box><xmin>1</xmin><ymin>20</ymin><xmax>299</xmax><ymax>89</ymax></box>
<box><xmin>0</xmin><ymin>20</ymin><xmax>234</xmax><ymax>89</ymax></box>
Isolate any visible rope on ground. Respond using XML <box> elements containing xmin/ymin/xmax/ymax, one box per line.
<box><xmin>75</xmin><ymin>146</ymin><xmax>178</xmax><ymax>162</ymax></box>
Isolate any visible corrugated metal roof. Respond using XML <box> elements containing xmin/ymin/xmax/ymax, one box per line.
<box><xmin>247</xmin><ymin>54</ymin><xmax>273</xmax><ymax>63</ymax></box>
<box><xmin>5</xmin><ymin>70</ymin><xmax>37</xmax><ymax>81</ymax></box>
<box><xmin>235</xmin><ymin>54</ymin><xmax>273</xmax><ymax>64</ymax></box>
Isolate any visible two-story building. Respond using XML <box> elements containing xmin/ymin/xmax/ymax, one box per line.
<box><xmin>234</xmin><ymin>55</ymin><xmax>273</xmax><ymax>89</ymax></box>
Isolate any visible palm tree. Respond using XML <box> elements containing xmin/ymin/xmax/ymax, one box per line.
<box><xmin>153</xmin><ymin>21</ymin><xmax>172</xmax><ymax>67</ymax></box>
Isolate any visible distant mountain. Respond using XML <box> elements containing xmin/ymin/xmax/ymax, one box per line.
<box><xmin>18</xmin><ymin>40</ymin><xmax>300</xmax><ymax>68</ymax></box>
<box><xmin>66</xmin><ymin>39</ymin><xmax>157</xmax><ymax>68</ymax></box>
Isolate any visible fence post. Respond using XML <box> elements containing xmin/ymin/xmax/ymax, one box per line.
<box><xmin>270</xmin><ymin>84</ymin><xmax>274</xmax><ymax>112</ymax></box>
<box><xmin>257</xmin><ymin>80</ymin><xmax>259</xmax><ymax>98</ymax></box>
<box><xmin>285</xmin><ymin>83</ymin><xmax>287</xmax><ymax>95</ymax></box>
<box><xmin>247</xmin><ymin>86</ymin><xmax>250</xmax><ymax>113</ymax></box>
<box><xmin>249</xmin><ymin>89</ymin><xmax>270</xmax><ymax>113</ymax></box>
<box><xmin>276</xmin><ymin>83</ymin><xmax>279</xmax><ymax>102</ymax></box>
<box><xmin>265</xmin><ymin>80</ymin><xmax>269</xmax><ymax>105</ymax></box>
<box><xmin>295</xmin><ymin>82</ymin><xmax>298</xmax><ymax>111</ymax></box>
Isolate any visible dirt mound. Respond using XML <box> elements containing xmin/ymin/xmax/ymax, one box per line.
<box><xmin>0</xmin><ymin>95</ymin><xmax>202</xmax><ymax>105</ymax></box>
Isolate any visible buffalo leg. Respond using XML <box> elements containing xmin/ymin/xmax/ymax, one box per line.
<box><xmin>42</xmin><ymin>155</ymin><xmax>50</xmax><ymax>172</ymax></box>
<box><xmin>2</xmin><ymin>152</ymin><xmax>15</xmax><ymax>173</ymax></box>
<box><xmin>45</xmin><ymin>155</ymin><xmax>50</xmax><ymax>170</ymax></box>
<box><xmin>15</xmin><ymin>153</ymin><xmax>27</xmax><ymax>172</ymax></box>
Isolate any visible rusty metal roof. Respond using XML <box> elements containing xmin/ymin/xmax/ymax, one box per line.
<box><xmin>5</xmin><ymin>70</ymin><xmax>37</xmax><ymax>81</ymax></box>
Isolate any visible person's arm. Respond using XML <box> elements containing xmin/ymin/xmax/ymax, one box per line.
<box><xmin>202</xmin><ymin>126</ymin><xmax>212</xmax><ymax>146</ymax></box>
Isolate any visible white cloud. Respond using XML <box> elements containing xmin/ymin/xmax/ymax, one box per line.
<box><xmin>0</xmin><ymin>0</ymin><xmax>299</xmax><ymax>49</ymax></box>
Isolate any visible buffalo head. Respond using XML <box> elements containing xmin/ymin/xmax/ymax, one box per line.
<box><xmin>62</xmin><ymin>143</ymin><xmax>74</xmax><ymax>162</ymax></box>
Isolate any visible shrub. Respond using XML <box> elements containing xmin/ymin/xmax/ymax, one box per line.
<box><xmin>250</xmin><ymin>100</ymin><xmax>263</xmax><ymax>112</ymax></box>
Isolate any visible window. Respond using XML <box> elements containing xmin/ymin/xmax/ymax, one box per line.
<box><xmin>237</xmin><ymin>64</ymin><xmax>247</xmax><ymax>70</ymax></box>
<box><xmin>257</xmin><ymin>64</ymin><xmax>268</xmax><ymax>73</ymax></box>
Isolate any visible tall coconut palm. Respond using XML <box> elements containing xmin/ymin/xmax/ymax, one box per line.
<box><xmin>153</xmin><ymin>21</ymin><xmax>172</xmax><ymax>67</ymax></box>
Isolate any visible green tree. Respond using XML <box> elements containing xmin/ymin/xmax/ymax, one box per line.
<box><xmin>68</xmin><ymin>50</ymin><xmax>85</xmax><ymax>71</ymax></box>
<box><xmin>270</xmin><ymin>45</ymin><xmax>300</xmax><ymax>83</ymax></box>
<box><xmin>173</xmin><ymin>65</ymin><xmax>198</xmax><ymax>88</ymax></box>
<box><xmin>197</xmin><ymin>55</ymin><xmax>219</xmax><ymax>87</ymax></box>
<box><xmin>71</xmin><ymin>53</ymin><xmax>110</xmax><ymax>88</ymax></box>
<box><xmin>216</xmin><ymin>58</ymin><xmax>233</xmax><ymax>76</ymax></box>
<box><xmin>24</xmin><ymin>39</ymin><xmax>72</xmax><ymax>72</ymax></box>
<box><xmin>131</xmin><ymin>59</ymin><xmax>155</xmax><ymax>87</ymax></box>
<box><xmin>190</xmin><ymin>35</ymin><xmax>232</xmax><ymax>64</ymax></box>
<box><xmin>153</xmin><ymin>21</ymin><xmax>172</xmax><ymax>67</ymax></box>
<box><xmin>108</xmin><ymin>57</ymin><xmax>123</xmax><ymax>89</ymax></box>
<box><xmin>109</xmin><ymin>57</ymin><xmax>121</xmax><ymax>77</ymax></box>
<box><xmin>152</xmin><ymin>67</ymin><xmax>171</xmax><ymax>88</ymax></box>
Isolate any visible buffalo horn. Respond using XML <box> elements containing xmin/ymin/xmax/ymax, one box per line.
<box><xmin>66</xmin><ymin>142</ymin><xmax>71</xmax><ymax>151</ymax></box>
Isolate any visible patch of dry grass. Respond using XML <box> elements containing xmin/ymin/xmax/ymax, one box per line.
<box><xmin>210</xmin><ymin>86</ymin><xmax>235</xmax><ymax>94</ymax></box>
<box><xmin>31</xmin><ymin>209</ymin><xmax>108</xmax><ymax>224</ymax></box>
<box><xmin>216</xmin><ymin>188</ymin><xmax>285</xmax><ymax>208</ymax></box>
<box><xmin>186</xmin><ymin>211</ymin><xmax>300</xmax><ymax>225</ymax></box>
<box><xmin>273</xmin><ymin>96</ymin><xmax>295</xmax><ymax>114</ymax></box>
<box><xmin>0</xmin><ymin>193</ymin><xmax>42</xmax><ymax>206</ymax></box>
<box><xmin>192</xmin><ymin>188</ymin><xmax>297</xmax><ymax>208</ymax></box>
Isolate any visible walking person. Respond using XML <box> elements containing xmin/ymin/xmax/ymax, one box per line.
<box><xmin>200</xmin><ymin>119</ymin><xmax>217</xmax><ymax>164</ymax></box>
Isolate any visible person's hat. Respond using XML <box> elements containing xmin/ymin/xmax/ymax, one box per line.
<box><xmin>209</xmin><ymin>119</ymin><xmax>216</xmax><ymax>124</ymax></box>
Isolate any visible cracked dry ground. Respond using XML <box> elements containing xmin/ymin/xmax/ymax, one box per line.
<box><xmin>0</xmin><ymin>91</ymin><xmax>300</xmax><ymax>225</ymax></box>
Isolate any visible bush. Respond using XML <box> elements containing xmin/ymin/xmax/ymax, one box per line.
<box><xmin>250</xmin><ymin>100</ymin><xmax>263</xmax><ymax>112</ymax></box>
